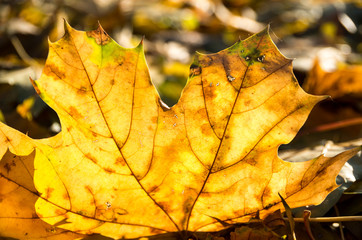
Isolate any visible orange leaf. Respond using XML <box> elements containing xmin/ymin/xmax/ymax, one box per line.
<box><xmin>303</xmin><ymin>59</ymin><xmax>362</xmax><ymax>99</ymax></box>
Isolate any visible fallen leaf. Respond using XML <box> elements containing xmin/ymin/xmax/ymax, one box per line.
<box><xmin>0</xmin><ymin>22</ymin><xmax>360</xmax><ymax>239</ymax></box>
<box><xmin>231</xmin><ymin>225</ymin><xmax>279</xmax><ymax>240</ymax></box>
<box><xmin>263</xmin><ymin>209</ymin><xmax>286</xmax><ymax>230</ymax></box>
<box><xmin>303</xmin><ymin>59</ymin><xmax>362</xmax><ymax>99</ymax></box>
<box><xmin>230</xmin><ymin>210</ymin><xmax>288</xmax><ymax>240</ymax></box>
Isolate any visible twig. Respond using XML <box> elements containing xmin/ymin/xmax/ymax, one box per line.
<box><xmin>10</xmin><ymin>36</ymin><xmax>38</xmax><ymax>67</ymax></box>
<box><xmin>305</xmin><ymin>117</ymin><xmax>362</xmax><ymax>134</ymax></box>
<box><xmin>10</xmin><ymin>36</ymin><xmax>43</xmax><ymax>77</ymax></box>
<box><xmin>284</xmin><ymin>216</ymin><xmax>362</xmax><ymax>222</ymax></box>
<box><xmin>334</xmin><ymin>205</ymin><xmax>345</xmax><ymax>240</ymax></box>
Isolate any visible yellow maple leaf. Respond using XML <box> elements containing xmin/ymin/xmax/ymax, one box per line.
<box><xmin>0</xmin><ymin>22</ymin><xmax>360</xmax><ymax>239</ymax></box>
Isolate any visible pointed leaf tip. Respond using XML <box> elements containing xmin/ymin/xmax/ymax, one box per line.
<box><xmin>63</xmin><ymin>19</ymin><xmax>71</xmax><ymax>34</ymax></box>
<box><xmin>95</xmin><ymin>21</ymin><xmax>108</xmax><ymax>37</ymax></box>
<box><xmin>138</xmin><ymin>36</ymin><xmax>145</xmax><ymax>47</ymax></box>
<box><xmin>97</xmin><ymin>20</ymin><xmax>103</xmax><ymax>29</ymax></box>
<box><xmin>266</xmin><ymin>23</ymin><xmax>271</xmax><ymax>32</ymax></box>
<box><xmin>29</xmin><ymin>77</ymin><xmax>40</xmax><ymax>95</ymax></box>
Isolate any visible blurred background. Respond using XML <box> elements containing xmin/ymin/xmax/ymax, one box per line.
<box><xmin>0</xmin><ymin>0</ymin><xmax>361</xmax><ymax>239</ymax></box>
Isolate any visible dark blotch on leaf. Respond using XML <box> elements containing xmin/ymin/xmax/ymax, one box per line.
<box><xmin>45</xmin><ymin>187</ymin><xmax>54</xmax><ymax>199</ymax></box>
<box><xmin>68</xmin><ymin>106</ymin><xmax>82</xmax><ymax>119</ymax></box>
<box><xmin>104</xmin><ymin>168</ymin><xmax>115</xmax><ymax>174</ymax></box>
<box><xmin>4</xmin><ymin>161</ymin><xmax>15</xmax><ymax>174</ymax></box>
<box><xmin>87</xmin><ymin>26</ymin><xmax>111</xmax><ymax>45</ymax></box>
<box><xmin>85</xmin><ymin>153</ymin><xmax>97</xmax><ymax>164</ymax></box>
<box><xmin>227</xmin><ymin>75</ymin><xmax>235</xmax><ymax>82</ymax></box>
<box><xmin>189</xmin><ymin>64</ymin><xmax>202</xmax><ymax>77</ymax></box>
<box><xmin>257</xmin><ymin>55</ymin><xmax>265</xmax><ymax>62</ymax></box>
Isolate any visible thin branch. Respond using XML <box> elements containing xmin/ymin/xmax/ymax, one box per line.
<box><xmin>285</xmin><ymin>216</ymin><xmax>362</xmax><ymax>222</ymax></box>
<box><xmin>304</xmin><ymin>117</ymin><xmax>362</xmax><ymax>134</ymax></box>
<box><xmin>10</xmin><ymin>36</ymin><xmax>43</xmax><ymax>77</ymax></box>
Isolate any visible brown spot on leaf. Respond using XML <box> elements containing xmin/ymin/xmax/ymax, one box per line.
<box><xmin>204</xmin><ymin>85</ymin><xmax>216</xmax><ymax>100</ymax></box>
<box><xmin>85</xmin><ymin>153</ymin><xmax>97</xmax><ymax>164</ymax></box>
<box><xmin>189</xmin><ymin>64</ymin><xmax>202</xmax><ymax>77</ymax></box>
<box><xmin>262</xmin><ymin>187</ymin><xmax>272</xmax><ymax>199</ymax></box>
<box><xmin>244</xmin><ymin>99</ymin><xmax>252</xmax><ymax>107</ymax></box>
<box><xmin>151</xmin><ymin>116</ymin><xmax>158</xmax><ymax>124</ymax></box>
<box><xmin>244</xmin><ymin>158</ymin><xmax>257</xmax><ymax>166</ymax></box>
<box><xmin>78</xmin><ymin>86</ymin><xmax>88</xmax><ymax>94</ymax></box>
<box><xmin>114</xmin><ymin>208</ymin><xmax>128</xmax><ymax>215</ymax></box>
<box><xmin>45</xmin><ymin>187</ymin><xmax>54</xmax><ymax>199</ymax></box>
<box><xmin>200</xmin><ymin>55</ymin><xmax>214</xmax><ymax>68</ymax></box>
<box><xmin>157</xmin><ymin>202</ymin><xmax>170</xmax><ymax>212</ymax></box>
<box><xmin>182</xmin><ymin>197</ymin><xmax>193</xmax><ymax>213</ymax></box>
<box><xmin>201</xmin><ymin>192</ymin><xmax>212</xmax><ymax>198</ymax></box>
<box><xmin>63</xmin><ymin>193</ymin><xmax>70</xmax><ymax>200</ymax></box>
<box><xmin>55</xmin><ymin>209</ymin><xmax>66</xmax><ymax>216</ymax></box>
<box><xmin>43</xmin><ymin>64</ymin><xmax>65</xmax><ymax>80</ymax></box>
<box><xmin>148</xmin><ymin>185</ymin><xmax>159</xmax><ymax>193</ymax></box>
<box><xmin>115</xmin><ymin>157</ymin><xmax>125</xmax><ymax>166</ymax></box>
<box><xmin>68</xmin><ymin>106</ymin><xmax>82</xmax><ymax>119</ymax></box>
<box><xmin>104</xmin><ymin>167</ymin><xmax>115</xmax><ymax>174</ymax></box>
<box><xmin>87</xmin><ymin>26</ymin><xmax>111</xmax><ymax>45</ymax></box>
<box><xmin>4</xmin><ymin>160</ymin><xmax>16</xmax><ymax>174</ymax></box>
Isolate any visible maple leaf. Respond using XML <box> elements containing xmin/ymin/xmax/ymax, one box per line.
<box><xmin>0</xmin><ymin>22</ymin><xmax>360</xmax><ymax>239</ymax></box>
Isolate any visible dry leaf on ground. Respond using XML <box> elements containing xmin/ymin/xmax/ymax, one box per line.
<box><xmin>303</xmin><ymin>59</ymin><xmax>362</xmax><ymax>99</ymax></box>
